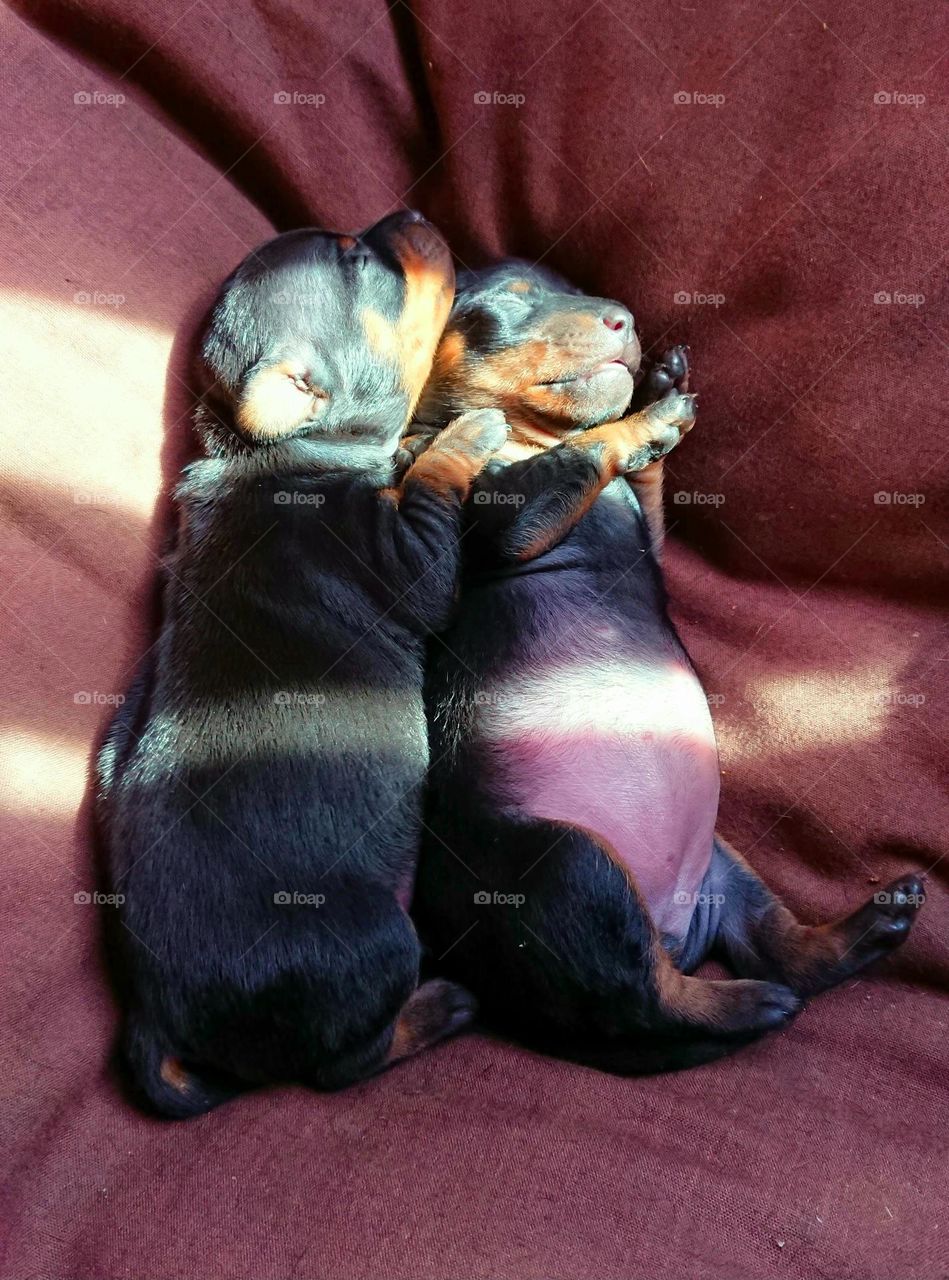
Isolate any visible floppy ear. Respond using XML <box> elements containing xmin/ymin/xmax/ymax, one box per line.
<box><xmin>235</xmin><ymin>361</ymin><xmax>329</xmax><ymax>441</ymax></box>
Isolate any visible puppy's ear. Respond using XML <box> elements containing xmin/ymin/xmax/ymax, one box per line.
<box><xmin>235</xmin><ymin>361</ymin><xmax>329</xmax><ymax>441</ymax></box>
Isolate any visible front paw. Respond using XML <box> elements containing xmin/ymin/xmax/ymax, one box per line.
<box><xmin>616</xmin><ymin>386</ymin><xmax>697</xmax><ymax>472</ymax></box>
<box><xmin>435</xmin><ymin>408</ymin><xmax>510</xmax><ymax>458</ymax></box>
<box><xmin>644</xmin><ymin>387</ymin><xmax>697</xmax><ymax>438</ymax></box>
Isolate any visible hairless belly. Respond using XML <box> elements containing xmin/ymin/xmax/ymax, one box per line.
<box><xmin>478</xmin><ymin>642</ymin><xmax>719</xmax><ymax>939</ymax></box>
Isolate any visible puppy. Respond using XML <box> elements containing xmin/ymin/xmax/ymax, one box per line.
<box><xmin>97</xmin><ymin>213</ymin><xmax>508</xmax><ymax>1116</ymax></box>
<box><xmin>411</xmin><ymin>259</ymin><xmax>924</xmax><ymax>1073</ymax></box>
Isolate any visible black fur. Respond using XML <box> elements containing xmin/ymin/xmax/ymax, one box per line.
<box><xmin>413</xmin><ymin>262</ymin><xmax>923</xmax><ymax>1075</ymax></box>
<box><xmin>97</xmin><ymin>212</ymin><xmax>482</xmax><ymax>1116</ymax></box>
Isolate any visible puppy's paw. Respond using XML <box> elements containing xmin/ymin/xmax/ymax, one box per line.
<box><xmin>614</xmin><ymin>390</ymin><xmax>696</xmax><ymax>473</ymax></box>
<box><xmin>645</xmin><ymin>387</ymin><xmax>698</xmax><ymax>437</ymax></box>
<box><xmin>635</xmin><ymin>345</ymin><xmax>693</xmax><ymax>414</ymax></box>
<box><xmin>400</xmin><ymin>427</ymin><xmax>438</xmax><ymax>461</ymax></box>
<box><xmin>837</xmin><ymin>874</ymin><xmax>925</xmax><ymax>965</ymax></box>
<box><xmin>420</xmin><ymin>977</ymin><xmax>479</xmax><ymax>1038</ymax></box>
<box><xmin>387</xmin><ymin>978</ymin><xmax>477</xmax><ymax>1064</ymax></box>
<box><xmin>435</xmin><ymin>408</ymin><xmax>510</xmax><ymax>458</ymax></box>
<box><xmin>394</xmin><ymin>427</ymin><xmax>438</xmax><ymax>478</ymax></box>
<box><xmin>719</xmin><ymin>979</ymin><xmax>802</xmax><ymax>1036</ymax></box>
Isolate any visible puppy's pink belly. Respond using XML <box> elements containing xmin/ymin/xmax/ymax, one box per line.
<box><xmin>482</xmin><ymin>659</ymin><xmax>719</xmax><ymax>937</ymax></box>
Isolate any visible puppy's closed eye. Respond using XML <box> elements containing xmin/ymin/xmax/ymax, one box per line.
<box><xmin>236</xmin><ymin>362</ymin><xmax>329</xmax><ymax>441</ymax></box>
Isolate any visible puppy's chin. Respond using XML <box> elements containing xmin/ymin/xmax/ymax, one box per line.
<box><xmin>524</xmin><ymin>364</ymin><xmax>634</xmax><ymax>429</ymax></box>
<box><xmin>571</xmin><ymin>364</ymin><xmax>635</xmax><ymax>418</ymax></box>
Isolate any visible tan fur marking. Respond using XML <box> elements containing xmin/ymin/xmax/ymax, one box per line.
<box><xmin>652</xmin><ymin>954</ymin><xmax>735</xmax><ymax>1029</ymax></box>
<box><xmin>574</xmin><ymin>411</ymin><xmax>667</xmax><ymax>477</ymax></box>
<box><xmin>363</xmin><ymin>262</ymin><xmax>454</xmax><ymax>417</ymax></box>
<box><xmin>578</xmin><ymin>828</ymin><xmax>754</xmax><ymax>1033</ymax></box>
<box><xmin>494</xmin><ymin>436</ymin><xmax>540</xmax><ymax>463</ymax></box>
<box><xmin>399</xmin><ymin>258</ymin><xmax>454</xmax><ymax>411</ymax></box>
<box><xmin>508</xmin><ymin>410</ymin><xmax>678</xmax><ymax>561</ymax></box>
<box><xmin>236</xmin><ymin>362</ymin><xmax>327</xmax><ymax>440</ymax></box>
<box><xmin>390</xmin><ymin>447</ymin><xmax>484</xmax><ymax>503</ymax></box>
<box><xmin>363</xmin><ymin>308</ymin><xmax>398</xmax><ymax>360</ymax></box>
<box><xmin>627</xmin><ymin>460</ymin><xmax>667</xmax><ymax>554</ymax></box>
<box><xmin>477</xmin><ymin>340</ymin><xmax>553</xmax><ymax>393</ymax></box>
<box><xmin>432</xmin><ymin>329</ymin><xmax>468</xmax><ymax>378</ymax></box>
<box><xmin>713</xmin><ymin>837</ymin><xmax>855</xmax><ymax>984</ymax></box>
<box><xmin>437</xmin><ymin>334</ymin><xmax>615</xmax><ymax>431</ymax></box>
<box><xmin>384</xmin><ymin>980</ymin><xmax>472</xmax><ymax>1064</ymax></box>
<box><xmin>507</xmin><ymin>279</ymin><xmax>532</xmax><ymax>293</ymax></box>
<box><xmin>386</xmin><ymin>1016</ymin><xmax>416</xmax><ymax>1062</ymax></box>
<box><xmin>159</xmin><ymin>1056</ymin><xmax>191</xmax><ymax>1093</ymax></box>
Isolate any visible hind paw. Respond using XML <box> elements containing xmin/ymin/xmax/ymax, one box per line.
<box><xmin>720</xmin><ymin>979</ymin><xmax>802</xmax><ymax>1036</ymax></box>
<box><xmin>845</xmin><ymin>875</ymin><xmax>925</xmax><ymax>959</ymax></box>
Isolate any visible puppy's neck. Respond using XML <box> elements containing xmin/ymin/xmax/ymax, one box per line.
<box><xmin>501</xmin><ymin>413</ymin><xmax>581</xmax><ymax>462</ymax></box>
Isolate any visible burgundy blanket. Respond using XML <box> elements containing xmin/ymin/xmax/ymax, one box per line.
<box><xmin>1</xmin><ymin>1</ymin><xmax>945</xmax><ymax>1277</ymax></box>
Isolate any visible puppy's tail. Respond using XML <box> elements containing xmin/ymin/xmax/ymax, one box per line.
<box><xmin>123</xmin><ymin>1022</ymin><xmax>241</xmax><ymax>1119</ymax></box>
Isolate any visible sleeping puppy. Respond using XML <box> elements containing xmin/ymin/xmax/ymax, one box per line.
<box><xmin>97</xmin><ymin>212</ymin><xmax>508</xmax><ymax>1116</ymax></box>
<box><xmin>411</xmin><ymin>259</ymin><xmax>925</xmax><ymax>1074</ymax></box>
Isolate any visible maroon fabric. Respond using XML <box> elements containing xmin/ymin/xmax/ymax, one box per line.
<box><xmin>1</xmin><ymin>2</ymin><xmax>946</xmax><ymax>1277</ymax></box>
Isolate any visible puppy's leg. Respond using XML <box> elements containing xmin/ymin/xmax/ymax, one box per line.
<box><xmin>626</xmin><ymin>345</ymin><xmax>694</xmax><ymax>555</ymax></box>
<box><xmin>426</xmin><ymin>814</ymin><xmax>800</xmax><ymax>1072</ymax></box>
<box><xmin>390</xmin><ymin>408</ymin><xmax>509</xmax><ymax>505</ymax></box>
<box><xmin>709</xmin><ymin>836</ymin><xmax>925</xmax><ymax>998</ymax></box>
<box><xmin>467</xmin><ymin>391</ymin><xmax>694</xmax><ymax>565</ymax></box>
<box><xmin>370</xmin><ymin>409</ymin><xmax>509</xmax><ymax>633</ymax></box>
<box><xmin>575</xmin><ymin>826</ymin><xmax>803</xmax><ymax>1046</ymax></box>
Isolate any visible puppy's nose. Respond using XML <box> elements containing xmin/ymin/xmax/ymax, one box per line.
<box><xmin>601</xmin><ymin>306</ymin><xmax>633</xmax><ymax>337</ymax></box>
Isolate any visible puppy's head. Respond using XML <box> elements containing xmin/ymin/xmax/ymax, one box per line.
<box><xmin>198</xmin><ymin>211</ymin><xmax>455</xmax><ymax>451</ymax></box>
<box><xmin>416</xmin><ymin>259</ymin><xmax>640</xmax><ymax>434</ymax></box>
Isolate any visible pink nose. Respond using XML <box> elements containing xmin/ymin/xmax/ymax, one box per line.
<box><xmin>601</xmin><ymin>307</ymin><xmax>632</xmax><ymax>336</ymax></box>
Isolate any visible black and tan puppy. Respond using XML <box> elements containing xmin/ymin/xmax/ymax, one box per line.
<box><xmin>412</xmin><ymin>259</ymin><xmax>924</xmax><ymax>1074</ymax></box>
<box><xmin>97</xmin><ymin>213</ymin><xmax>508</xmax><ymax>1116</ymax></box>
